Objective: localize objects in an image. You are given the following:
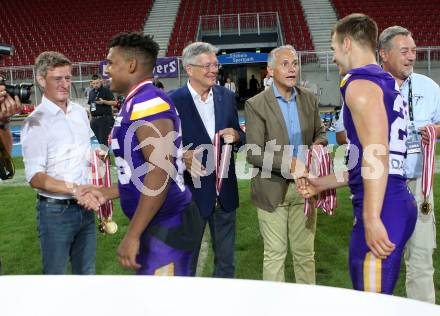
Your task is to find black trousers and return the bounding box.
[91,116,114,146]
[190,202,236,278]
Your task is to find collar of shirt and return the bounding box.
[271,83,303,158]
[187,81,213,103]
[126,79,153,103]
[187,81,216,141]
[40,95,75,116]
[272,83,296,102]
[399,73,412,94]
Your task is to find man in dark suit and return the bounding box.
[169,42,245,278]
[245,45,327,283]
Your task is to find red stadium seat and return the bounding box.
[0,0,154,66]
[165,0,315,56]
[330,0,440,48]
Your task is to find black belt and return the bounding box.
[92,115,112,118]
[37,194,77,205]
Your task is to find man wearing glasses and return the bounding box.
[21,51,99,274]
[245,45,326,283]
[169,42,244,278]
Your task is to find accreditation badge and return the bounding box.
[406,121,422,154]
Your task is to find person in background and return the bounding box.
[249,74,260,96]
[153,75,164,90]
[169,42,245,278]
[88,74,116,146]
[379,25,440,304]
[245,44,326,283]
[263,73,273,90]
[224,77,236,93]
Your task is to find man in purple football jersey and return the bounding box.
[297,14,417,294]
[83,32,201,275]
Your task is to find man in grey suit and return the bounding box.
[245,45,327,283]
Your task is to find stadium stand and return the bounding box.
[331,0,440,47]
[0,0,153,66]
[166,0,314,56]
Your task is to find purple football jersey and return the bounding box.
[341,64,408,199]
[340,64,417,294]
[111,81,191,226]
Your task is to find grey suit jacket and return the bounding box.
[245,85,327,211]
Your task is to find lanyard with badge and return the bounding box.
[406,78,422,154]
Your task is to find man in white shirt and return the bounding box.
[263,73,273,90]
[21,51,100,274]
[379,26,440,304]
[335,106,347,145]
[224,77,236,93]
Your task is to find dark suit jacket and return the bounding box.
[245,85,327,211]
[169,84,245,218]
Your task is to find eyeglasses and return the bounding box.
[189,63,222,71]
[280,61,298,71]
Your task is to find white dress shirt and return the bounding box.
[187,81,216,142]
[401,73,440,178]
[264,77,273,90]
[21,96,94,199]
[335,106,345,133]
[225,81,236,93]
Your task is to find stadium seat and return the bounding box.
[0,0,154,66]
[166,0,315,56]
[330,0,440,48]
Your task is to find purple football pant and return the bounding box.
[349,193,416,294]
[136,233,192,276]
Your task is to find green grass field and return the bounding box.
[1,157,439,303]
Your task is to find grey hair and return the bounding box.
[35,51,71,78]
[378,26,412,51]
[182,42,218,67]
[267,45,297,67]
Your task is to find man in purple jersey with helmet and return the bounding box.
[297,14,417,294]
[83,32,201,275]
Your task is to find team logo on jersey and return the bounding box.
[130,97,170,120]
[340,74,351,88]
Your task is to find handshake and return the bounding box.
[291,157,322,199]
[73,185,108,211]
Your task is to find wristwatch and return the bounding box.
[0,119,10,130]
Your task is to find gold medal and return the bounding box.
[421,201,431,215]
[104,220,118,235]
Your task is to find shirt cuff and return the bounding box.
[24,160,46,183]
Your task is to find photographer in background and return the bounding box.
[88,74,116,146]
[0,85,21,155]
[0,85,21,274]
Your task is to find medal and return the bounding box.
[91,150,117,235]
[420,125,436,216]
[421,201,432,215]
[214,132,232,196]
[304,146,337,216]
[104,220,118,235]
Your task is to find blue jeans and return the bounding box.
[190,202,236,278]
[36,200,96,274]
